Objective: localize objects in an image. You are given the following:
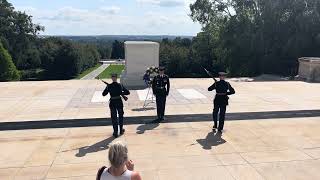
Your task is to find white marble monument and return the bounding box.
[120,41,159,89]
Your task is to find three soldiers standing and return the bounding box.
[102,68,235,137]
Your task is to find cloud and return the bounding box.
[16,6,37,14]
[40,6,121,22]
[43,7,89,22]
[146,13,171,26]
[144,11,192,27]
[137,0,185,7]
[21,5,201,35]
[159,0,185,7]
[58,7,88,21]
[99,6,121,14]
[136,0,158,5]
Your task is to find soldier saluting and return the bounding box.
[102,73,130,138]
[152,66,170,123]
[208,72,235,133]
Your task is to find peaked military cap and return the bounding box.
[218,72,228,76]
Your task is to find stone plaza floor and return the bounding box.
[0,79,320,179]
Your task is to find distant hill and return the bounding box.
[40,35,194,43]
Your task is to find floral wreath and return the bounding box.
[146,66,159,77]
[144,66,159,85]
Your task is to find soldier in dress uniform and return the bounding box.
[152,67,170,123]
[208,72,235,133]
[102,73,130,138]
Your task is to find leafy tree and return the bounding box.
[0,0,44,70]
[190,0,320,76]
[39,38,101,80]
[38,37,60,71]
[160,38,200,77]
[0,42,20,81]
[0,1,106,81]
[111,40,125,59]
[97,44,112,59]
[44,40,79,79]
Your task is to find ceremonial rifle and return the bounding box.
[202,66,218,83]
[98,77,128,101]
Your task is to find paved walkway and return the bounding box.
[1,79,320,122]
[1,79,320,179]
[1,118,320,179]
[81,64,109,80]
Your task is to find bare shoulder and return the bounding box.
[131,171,142,180]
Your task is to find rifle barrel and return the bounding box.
[203,67,217,82]
[100,80,128,101]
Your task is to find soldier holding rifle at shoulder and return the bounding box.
[207,71,235,133]
[101,73,130,138]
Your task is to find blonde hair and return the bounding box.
[108,141,128,168]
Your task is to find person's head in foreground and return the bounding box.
[219,72,227,81]
[159,66,165,76]
[98,141,141,180]
[111,73,118,82]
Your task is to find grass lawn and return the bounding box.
[76,64,102,79]
[97,64,125,79]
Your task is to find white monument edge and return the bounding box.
[120,41,160,89]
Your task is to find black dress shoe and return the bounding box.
[213,125,217,129]
[113,133,118,138]
[120,129,125,135]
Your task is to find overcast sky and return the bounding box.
[10,0,202,36]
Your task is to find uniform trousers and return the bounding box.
[109,100,124,134]
[156,95,167,120]
[213,103,227,130]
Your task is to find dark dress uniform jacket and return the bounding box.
[102,82,130,107]
[152,75,170,96]
[208,80,235,106]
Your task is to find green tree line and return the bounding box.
[2,0,320,80]
[0,0,106,81]
[39,38,101,80]
[189,0,320,77]
[161,0,320,78]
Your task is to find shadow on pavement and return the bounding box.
[2,109,320,131]
[136,123,160,134]
[75,136,115,157]
[195,131,226,150]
